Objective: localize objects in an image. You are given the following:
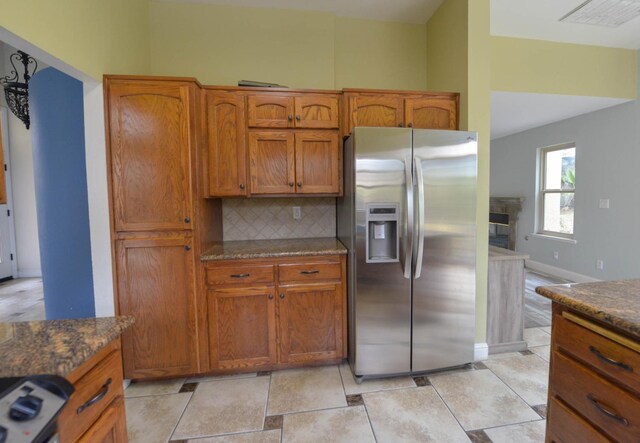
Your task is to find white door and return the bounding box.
[0,109,17,279]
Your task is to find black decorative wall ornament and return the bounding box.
[0,50,38,129]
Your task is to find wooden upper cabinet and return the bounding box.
[247,94,294,128]
[295,131,340,194]
[294,95,340,129]
[107,80,194,232]
[405,97,458,130]
[249,131,295,195]
[205,91,247,197]
[278,283,344,364]
[347,95,404,133]
[207,287,277,370]
[116,234,198,379]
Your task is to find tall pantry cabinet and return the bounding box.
[104,77,219,379]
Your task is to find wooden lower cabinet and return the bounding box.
[204,255,346,372]
[546,303,640,442]
[116,234,199,379]
[58,340,127,443]
[207,287,277,370]
[278,283,343,364]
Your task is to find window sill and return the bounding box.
[527,233,577,244]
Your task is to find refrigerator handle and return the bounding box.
[414,157,425,279]
[403,156,414,279]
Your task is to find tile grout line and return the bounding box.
[428,373,475,437]
[165,385,195,443]
[337,362,378,443]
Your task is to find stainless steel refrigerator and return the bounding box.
[337,127,477,379]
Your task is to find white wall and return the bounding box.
[491,77,640,280]
[0,42,41,277]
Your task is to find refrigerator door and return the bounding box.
[351,127,413,377]
[411,130,477,372]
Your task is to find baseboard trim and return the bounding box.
[17,269,42,278]
[525,260,599,283]
[488,341,528,355]
[474,342,489,361]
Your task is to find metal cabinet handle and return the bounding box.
[279,293,285,299]
[398,123,403,127]
[408,122,413,128]
[289,182,294,187]
[184,217,191,223]
[268,294,274,299]
[300,270,319,275]
[231,273,250,278]
[77,378,112,415]
[239,183,245,190]
[297,182,303,187]
[296,115,301,121]
[184,245,191,251]
[589,346,633,372]
[587,394,629,426]
[288,115,293,121]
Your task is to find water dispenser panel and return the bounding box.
[366,203,399,263]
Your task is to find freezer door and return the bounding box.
[412,130,477,372]
[352,127,413,377]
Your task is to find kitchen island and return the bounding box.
[536,280,640,442]
[0,316,133,442]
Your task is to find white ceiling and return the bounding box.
[491,0,640,49]
[155,0,444,24]
[490,92,631,140]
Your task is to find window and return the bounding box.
[537,143,575,238]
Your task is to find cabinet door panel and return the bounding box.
[278,284,343,364]
[348,95,403,134]
[294,131,340,194]
[405,97,457,130]
[294,95,339,129]
[206,91,247,196]
[116,235,198,378]
[108,82,193,231]
[247,95,294,128]
[208,287,277,369]
[248,131,295,195]
[77,397,127,443]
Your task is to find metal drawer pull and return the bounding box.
[300,270,319,275]
[231,273,250,278]
[77,378,112,415]
[589,346,633,372]
[587,394,629,426]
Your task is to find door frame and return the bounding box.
[0,108,18,278]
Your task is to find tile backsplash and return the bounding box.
[222,198,336,241]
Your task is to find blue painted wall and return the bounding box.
[30,67,95,319]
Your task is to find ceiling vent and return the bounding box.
[560,0,640,27]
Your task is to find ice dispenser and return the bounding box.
[365,203,399,263]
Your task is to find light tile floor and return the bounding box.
[125,349,550,442]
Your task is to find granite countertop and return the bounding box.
[0,316,134,378]
[489,246,530,261]
[201,237,347,260]
[536,279,640,337]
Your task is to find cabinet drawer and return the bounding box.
[77,397,127,443]
[58,351,123,443]
[556,311,640,394]
[278,261,341,284]
[552,351,640,441]
[206,265,275,286]
[547,397,611,443]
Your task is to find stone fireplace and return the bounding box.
[489,197,524,250]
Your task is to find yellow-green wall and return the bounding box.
[492,36,637,98]
[0,0,150,80]
[149,2,428,90]
[334,17,426,90]
[427,0,491,344]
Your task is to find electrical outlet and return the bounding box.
[292,206,301,220]
[599,199,610,209]
[553,251,559,260]
[596,259,604,270]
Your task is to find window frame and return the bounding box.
[537,142,576,239]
